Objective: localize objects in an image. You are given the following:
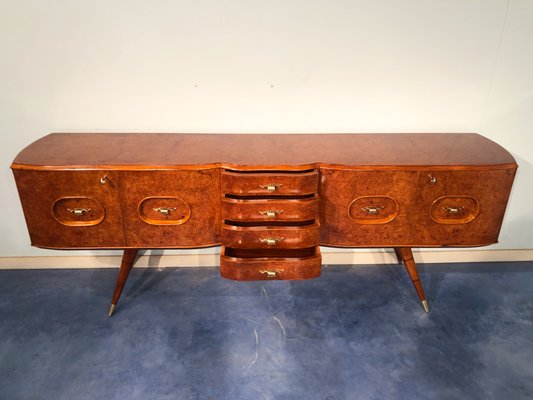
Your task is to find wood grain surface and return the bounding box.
[12,133,517,171]
[11,133,517,312]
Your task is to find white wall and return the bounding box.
[1,0,532,258]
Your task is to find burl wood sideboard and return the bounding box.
[11,133,517,316]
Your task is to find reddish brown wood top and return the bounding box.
[11,133,517,171]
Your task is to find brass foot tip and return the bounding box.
[421,300,430,313]
[108,304,116,317]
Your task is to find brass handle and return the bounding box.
[100,175,108,185]
[259,237,285,246]
[260,270,277,278]
[153,207,176,215]
[443,206,464,215]
[361,206,384,215]
[67,208,91,216]
[428,175,437,185]
[259,183,283,192]
[259,210,284,218]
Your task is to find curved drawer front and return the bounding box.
[430,196,480,224]
[138,197,191,225]
[222,222,320,249]
[52,197,106,226]
[220,247,321,280]
[348,196,398,224]
[221,170,318,196]
[222,197,319,222]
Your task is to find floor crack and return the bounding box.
[247,327,259,369]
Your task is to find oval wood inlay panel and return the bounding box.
[430,196,480,224]
[138,197,191,225]
[52,197,105,226]
[348,196,398,224]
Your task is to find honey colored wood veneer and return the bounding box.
[11,133,517,315]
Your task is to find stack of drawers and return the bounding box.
[220,170,322,280]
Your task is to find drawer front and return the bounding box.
[222,197,319,222]
[221,169,321,281]
[120,169,220,247]
[412,169,516,245]
[221,222,320,249]
[220,247,321,280]
[13,170,125,248]
[221,170,318,196]
[319,169,418,246]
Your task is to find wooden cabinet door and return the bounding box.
[119,169,220,248]
[412,169,516,246]
[319,167,516,247]
[13,170,125,248]
[319,168,419,246]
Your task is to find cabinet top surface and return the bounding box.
[12,133,516,170]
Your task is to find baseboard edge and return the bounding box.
[0,248,531,270]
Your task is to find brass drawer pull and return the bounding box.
[259,183,283,192]
[361,206,384,215]
[259,209,284,218]
[259,237,285,246]
[260,270,278,278]
[428,174,437,185]
[99,175,108,185]
[153,207,177,216]
[67,208,91,216]
[443,206,464,215]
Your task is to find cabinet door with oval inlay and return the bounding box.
[413,169,516,245]
[12,170,125,248]
[120,169,220,247]
[319,169,419,246]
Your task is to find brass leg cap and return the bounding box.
[421,299,430,313]
[108,304,116,317]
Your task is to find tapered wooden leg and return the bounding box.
[108,249,139,317]
[395,248,430,313]
[393,247,403,264]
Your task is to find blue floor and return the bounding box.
[1,262,532,400]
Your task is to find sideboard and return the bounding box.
[11,133,517,316]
